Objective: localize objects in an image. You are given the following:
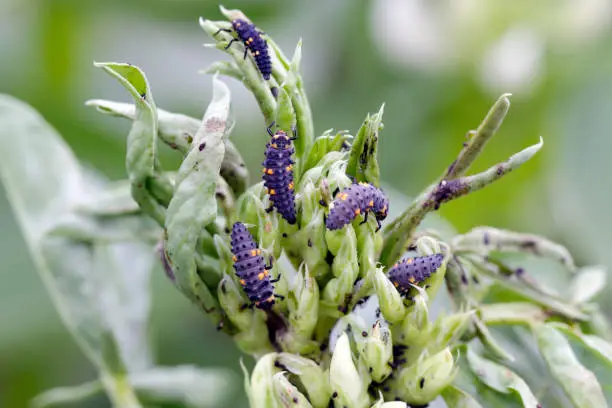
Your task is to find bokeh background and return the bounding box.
[2,0,612,406]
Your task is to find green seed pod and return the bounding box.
[272,373,312,408]
[244,354,281,408]
[275,353,332,408]
[355,320,393,383]
[373,267,406,324]
[393,347,457,405]
[330,333,370,408]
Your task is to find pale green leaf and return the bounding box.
[466,347,540,407]
[534,324,607,408]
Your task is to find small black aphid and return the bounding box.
[387,254,444,296]
[325,181,389,232]
[230,222,282,310]
[215,19,272,80]
[262,123,297,224]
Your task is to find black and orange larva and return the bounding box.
[324,181,389,231]
[262,123,297,224]
[230,222,282,310]
[387,254,444,295]
[215,19,272,80]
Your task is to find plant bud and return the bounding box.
[244,354,280,408]
[427,311,474,354]
[275,353,332,408]
[272,372,312,408]
[355,320,393,383]
[281,264,319,354]
[373,267,406,324]
[394,347,457,405]
[330,333,370,408]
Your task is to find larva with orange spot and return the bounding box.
[230,222,282,310]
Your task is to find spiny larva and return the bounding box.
[325,181,389,231]
[262,124,297,224]
[230,222,282,310]
[215,18,272,80]
[387,254,444,296]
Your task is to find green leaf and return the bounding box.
[534,323,607,408]
[441,386,484,408]
[550,323,612,368]
[347,104,384,186]
[32,366,235,408]
[569,266,607,304]
[0,95,149,405]
[164,75,230,322]
[31,380,103,408]
[466,347,540,407]
[86,100,249,195]
[95,62,166,225]
[129,365,235,408]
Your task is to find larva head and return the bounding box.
[270,130,293,150]
[373,188,390,223]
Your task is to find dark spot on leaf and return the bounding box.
[361,331,367,337]
[332,392,338,398]
[483,232,490,245]
[282,233,288,238]
[199,142,206,151]
[419,377,425,389]
[308,239,313,247]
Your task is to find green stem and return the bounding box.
[101,373,142,408]
[443,93,511,180]
[381,137,543,267]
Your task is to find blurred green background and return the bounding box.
[2,0,612,406]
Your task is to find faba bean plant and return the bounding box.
[2,5,611,408]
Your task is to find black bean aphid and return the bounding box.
[215,19,272,80]
[324,181,389,231]
[388,254,444,295]
[262,123,297,224]
[230,222,282,310]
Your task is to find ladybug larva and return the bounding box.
[262,124,297,224]
[215,19,272,80]
[325,181,389,231]
[230,222,282,310]
[387,254,444,296]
